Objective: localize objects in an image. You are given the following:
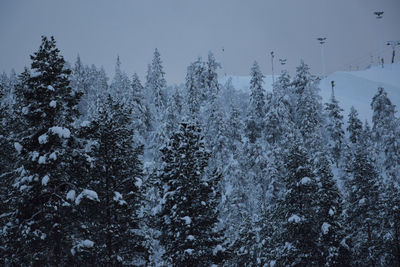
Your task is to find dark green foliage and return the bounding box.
[270,141,321,266]
[347,106,363,144]
[246,61,265,143]
[159,122,225,266]
[325,89,345,166]
[313,153,349,266]
[344,127,384,266]
[5,36,81,266]
[75,94,148,266]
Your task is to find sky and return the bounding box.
[0,0,399,84]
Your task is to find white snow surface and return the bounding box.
[320,63,400,122]
[41,175,50,186]
[47,85,55,91]
[49,152,57,160]
[49,126,71,139]
[181,216,192,225]
[71,239,95,255]
[184,249,194,255]
[288,214,302,223]
[66,190,76,201]
[329,208,335,216]
[300,177,312,185]
[113,191,127,205]
[321,222,331,235]
[38,156,46,164]
[49,100,57,108]
[21,107,29,115]
[134,177,143,188]
[38,133,48,144]
[75,189,100,205]
[79,239,94,248]
[14,142,22,153]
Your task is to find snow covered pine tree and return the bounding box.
[158,122,225,266]
[6,36,81,265]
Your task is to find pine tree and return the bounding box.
[147,48,167,115]
[346,106,363,144]
[0,81,16,249]
[70,55,91,119]
[313,152,350,266]
[371,87,396,142]
[159,122,225,266]
[185,58,204,117]
[246,61,265,143]
[110,56,132,105]
[131,72,152,137]
[74,94,148,265]
[270,139,320,266]
[226,102,244,153]
[371,87,400,266]
[292,61,323,150]
[265,70,295,145]
[203,52,221,102]
[343,122,384,266]
[6,36,81,265]
[325,87,345,166]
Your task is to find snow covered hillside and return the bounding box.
[221,63,400,122]
[319,63,400,122]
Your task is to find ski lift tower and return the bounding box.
[387,41,400,64]
[317,37,327,78]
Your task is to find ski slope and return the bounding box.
[221,63,400,122]
[319,63,400,122]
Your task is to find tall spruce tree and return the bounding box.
[270,139,320,266]
[371,87,400,266]
[131,72,152,136]
[147,48,167,116]
[292,61,323,151]
[313,152,350,266]
[74,94,148,266]
[371,87,396,143]
[6,36,81,265]
[158,122,225,266]
[347,106,363,144]
[185,58,205,117]
[246,61,265,143]
[343,121,384,266]
[265,70,294,145]
[325,87,345,166]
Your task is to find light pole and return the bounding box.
[387,41,400,64]
[317,37,327,78]
[374,11,384,65]
[222,46,226,76]
[331,80,335,96]
[270,51,275,84]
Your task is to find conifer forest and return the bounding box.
[0,34,399,266]
[1,2,400,262]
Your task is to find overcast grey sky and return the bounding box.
[0,0,399,83]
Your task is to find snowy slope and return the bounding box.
[221,63,400,122]
[320,64,400,122]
